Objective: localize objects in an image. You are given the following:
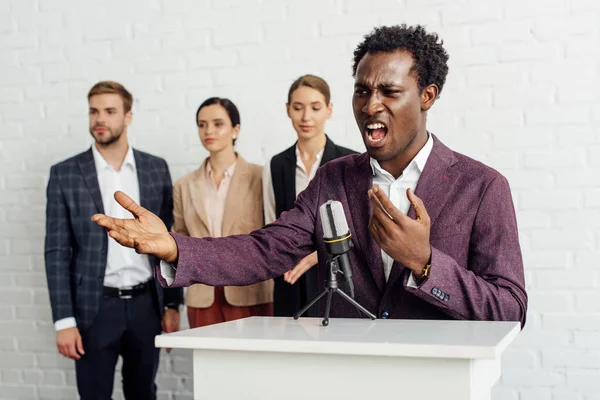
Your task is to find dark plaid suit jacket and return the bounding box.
[45,147,183,330]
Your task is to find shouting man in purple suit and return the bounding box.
[93,25,527,326]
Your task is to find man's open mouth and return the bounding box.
[364,121,388,148]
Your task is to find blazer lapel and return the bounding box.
[221,155,251,236]
[282,145,296,211]
[188,160,211,233]
[385,135,458,288]
[133,149,153,210]
[319,135,337,166]
[77,148,104,214]
[345,153,385,293]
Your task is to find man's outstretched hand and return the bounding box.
[92,191,179,263]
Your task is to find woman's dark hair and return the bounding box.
[196,97,241,145]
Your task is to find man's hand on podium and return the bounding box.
[92,191,179,263]
[368,186,432,275]
[284,251,318,285]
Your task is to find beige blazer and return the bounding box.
[172,155,274,308]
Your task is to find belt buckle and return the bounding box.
[118,289,133,299]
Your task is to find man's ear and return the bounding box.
[124,110,133,126]
[421,84,439,111]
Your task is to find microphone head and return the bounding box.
[319,200,350,239]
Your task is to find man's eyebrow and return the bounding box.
[378,82,402,89]
[354,81,401,88]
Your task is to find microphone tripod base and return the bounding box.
[293,286,376,326]
[293,258,377,325]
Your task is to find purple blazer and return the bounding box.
[159,136,527,326]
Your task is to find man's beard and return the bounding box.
[90,124,124,147]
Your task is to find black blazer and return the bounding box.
[44,148,183,330]
[269,135,358,316]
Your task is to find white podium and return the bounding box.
[155,317,520,400]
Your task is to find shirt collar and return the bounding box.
[295,144,325,161]
[370,132,434,177]
[206,158,237,180]
[92,143,136,172]
[295,144,325,172]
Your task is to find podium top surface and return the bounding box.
[156,317,520,359]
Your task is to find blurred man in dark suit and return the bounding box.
[44,81,183,400]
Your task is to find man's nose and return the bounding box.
[362,92,384,116]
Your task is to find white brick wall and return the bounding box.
[0,0,598,398]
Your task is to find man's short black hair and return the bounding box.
[352,24,450,95]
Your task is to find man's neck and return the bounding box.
[95,134,129,171]
[379,130,428,179]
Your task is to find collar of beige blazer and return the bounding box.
[188,153,253,237]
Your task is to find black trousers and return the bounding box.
[273,267,320,317]
[75,290,161,400]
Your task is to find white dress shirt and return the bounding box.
[263,145,324,224]
[370,133,433,285]
[55,144,152,331]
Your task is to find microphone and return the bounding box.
[319,200,355,298]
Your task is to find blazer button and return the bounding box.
[381,311,390,319]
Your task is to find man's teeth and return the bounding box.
[366,122,386,142]
[367,123,385,130]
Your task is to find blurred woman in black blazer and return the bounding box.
[262,74,357,317]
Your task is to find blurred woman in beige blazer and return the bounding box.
[172,97,273,328]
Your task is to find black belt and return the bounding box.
[103,280,153,299]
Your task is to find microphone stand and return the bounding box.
[293,255,377,326]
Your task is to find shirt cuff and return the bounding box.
[407,272,419,288]
[160,260,176,286]
[54,317,77,331]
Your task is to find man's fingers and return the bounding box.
[114,191,148,218]
[133,239,156,255]
[371,186,404,221]
[368,190,395,233]
[108,230,136,249]
[67,341,80,360]
[76,334,85,356]
[57,343,66,358]
[369,218,383,244]
[407,188,430,225]
[92,215,134,239]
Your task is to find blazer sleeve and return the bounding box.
[156,164,321,289]
[158,160,183,307]
[406,174,528,326]
[44,165,75,323]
